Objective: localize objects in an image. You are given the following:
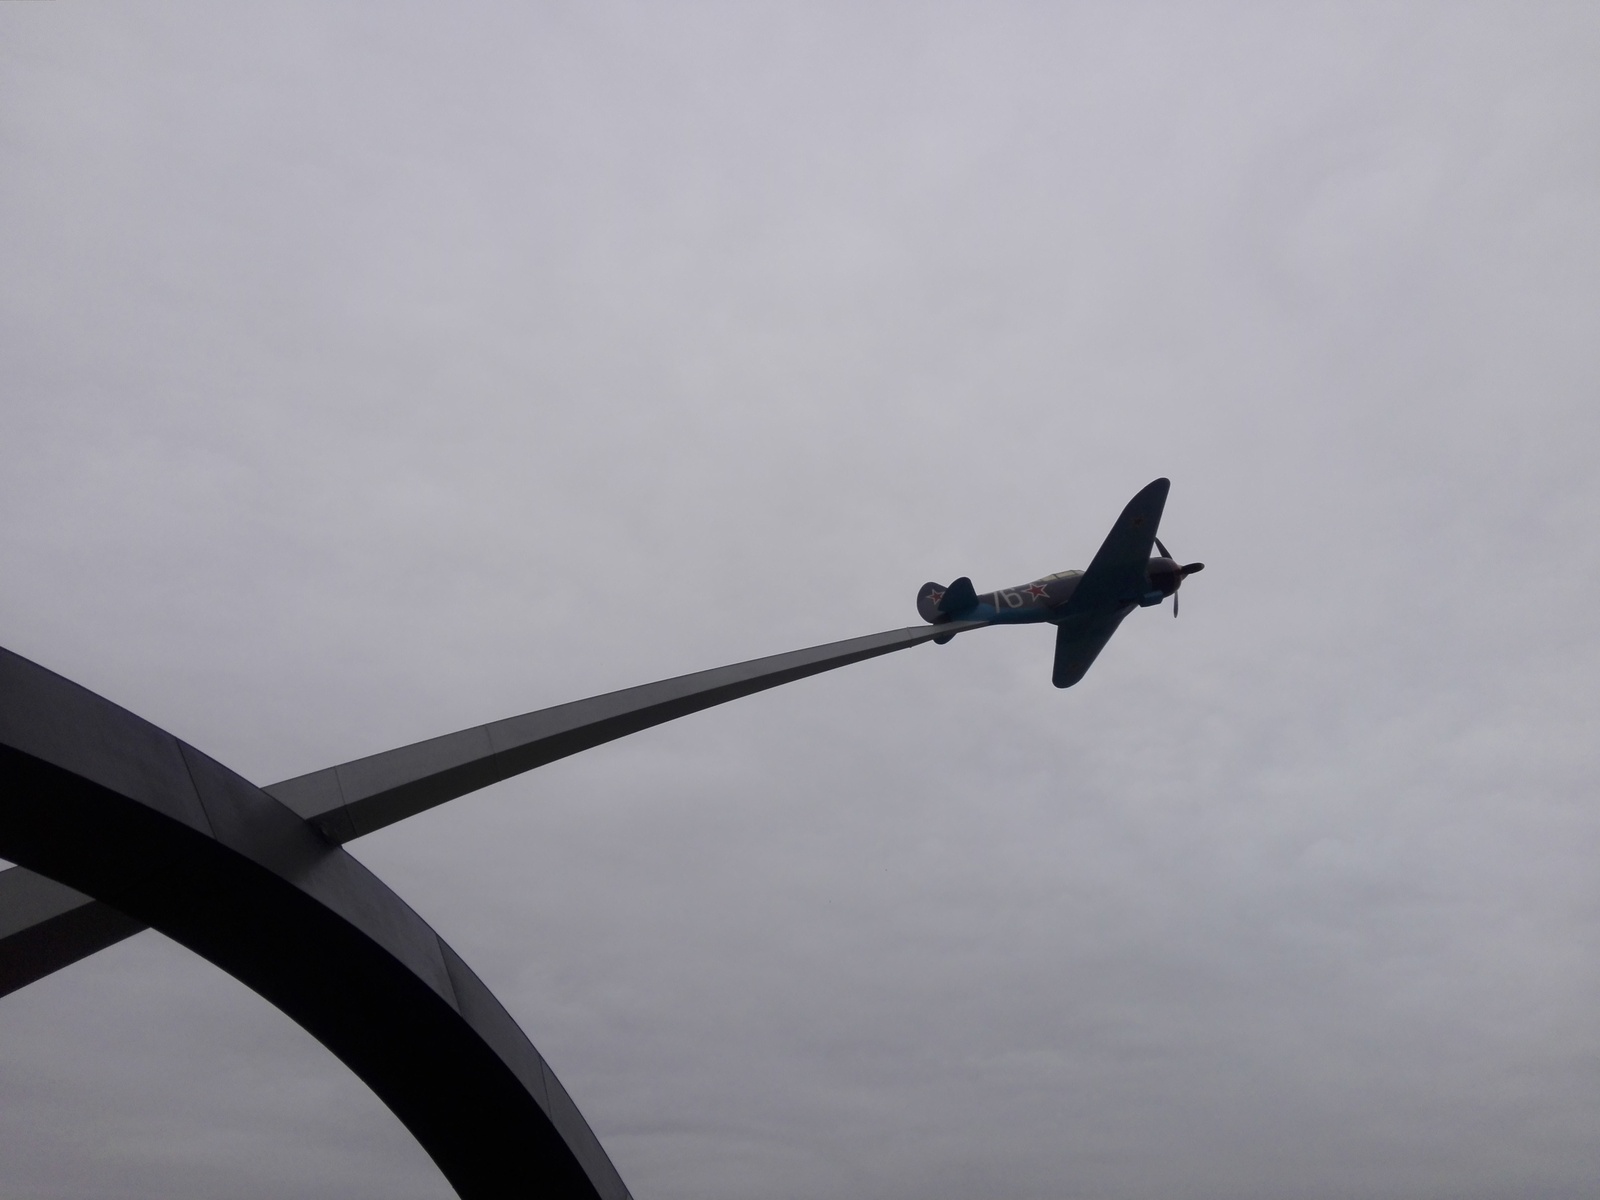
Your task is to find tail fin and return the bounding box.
[916,576,979,623]
[937,576,979,619]
[916,582,948,624]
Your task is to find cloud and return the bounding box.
[2,3,1598,1197]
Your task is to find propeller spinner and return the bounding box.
[1153,536,1205,617]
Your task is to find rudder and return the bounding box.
[937,576,979,619]
[916,582,948,624]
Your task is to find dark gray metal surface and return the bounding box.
[0,645,629,1200]
[0,621,982,998]
[0,866,141,998]
[0,618,983,1195]
[268,621,984,842]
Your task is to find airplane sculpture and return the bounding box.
[917,477,1204,688]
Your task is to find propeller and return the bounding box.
[1153,537,1205,618]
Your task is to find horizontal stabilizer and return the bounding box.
[936,576,979,619]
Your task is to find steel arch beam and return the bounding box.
[0,646,628,1200]
[270,621,986,842]
[0,622,983,1000]
[0,620,984,1193]
[0,867,141,997]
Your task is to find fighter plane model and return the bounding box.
[917,477,1204,688]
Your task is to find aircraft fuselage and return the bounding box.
[918,557,1189,626]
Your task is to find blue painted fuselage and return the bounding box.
[960,570,1084,624]
[917,558,1187,628]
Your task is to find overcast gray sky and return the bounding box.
[3,3,1599,1198]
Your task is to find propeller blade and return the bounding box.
[1173,590,1178,618]
[1154,536,1171,560]
[1181,562,1205,576]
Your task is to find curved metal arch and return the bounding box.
[0,622,983,999]
[0,867,141,996]
[0,620,983,1194]
[0,645,627,1198]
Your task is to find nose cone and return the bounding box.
[1150,560,1202,598]
[1148,559,1181,596]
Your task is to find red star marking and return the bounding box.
[1025,583,1049,601]
[927,588,945,605]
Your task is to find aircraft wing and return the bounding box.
[1051,609,1131,688]
[1057,477,1170,618]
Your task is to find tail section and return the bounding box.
[916,576,980,624]
[938,576,979,618]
